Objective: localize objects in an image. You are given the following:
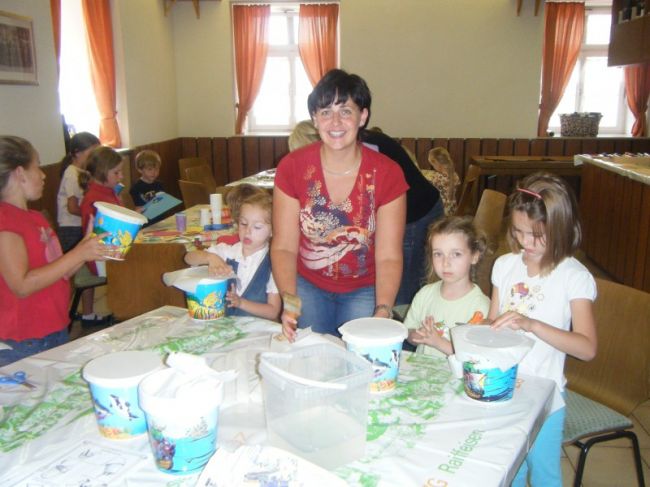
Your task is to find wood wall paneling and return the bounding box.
[624,183,643,286]
[633,185,650,288]
[213,138,228,186]
[227,137,245,182]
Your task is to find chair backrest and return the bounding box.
[179,157,208,178]
[472,189,507,296]
[178,179,210,208]
[106,242,187,321]
[565,277,650,416]
[455,164,481,216]
[185,164,217,194]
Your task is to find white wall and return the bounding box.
[113,0,178,147]
[340,0,544,138]
[169,0,544,138]
[0,0,64,164]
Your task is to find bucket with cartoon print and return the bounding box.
[450,325,534,402]
[339,318,408,394]
[82,350,163,439]
[162,266,229,320]
[138,353,232,475]
[93,202,148,260]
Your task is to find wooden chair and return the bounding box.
[179,179,210,208]
[185,164,218,194]
[455,164,481,216]
[472,189,507,296]
[106,242,187,321]
[179,157,208,179]
[563,278,649,487]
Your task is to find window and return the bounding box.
[246,7,312,133]
[58,0,100,136]
[549,5,632,135]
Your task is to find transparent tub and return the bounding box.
[259,344,372,470]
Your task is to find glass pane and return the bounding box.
[550,65,579,128]
[294,58,312,122]
[585,13,611,45]
[582,57,622,128]
[58,0,100,135]
[251,57,290,125]
[268,14,288,46]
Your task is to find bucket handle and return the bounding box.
[261,360,347,390]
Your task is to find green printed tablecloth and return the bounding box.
[0,307,554,486]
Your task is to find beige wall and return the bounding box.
[0,0,64,164]
[2,0,546,164]
[169,0,543,138]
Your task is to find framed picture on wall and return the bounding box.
[0,11,37,85]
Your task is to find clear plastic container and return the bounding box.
[259,344,372,470]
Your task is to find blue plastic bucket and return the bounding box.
[462,360,518,402]
[93,202,147,260]
[339,318,408,394]
[82,351,163,439]
[185,278,229,320]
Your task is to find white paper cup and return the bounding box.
[210,194,222,224]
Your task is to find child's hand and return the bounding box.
[410,316,446,347]
[206,254,233,277]
[226,283,241,308]
[74,232,111,262]
[491,311,534,333]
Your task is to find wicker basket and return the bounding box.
[560,112,602,137]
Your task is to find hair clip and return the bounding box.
[517,188,542,199]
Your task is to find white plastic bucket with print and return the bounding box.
[163,266,229,320]
[82,350,163,439]
[138,367,225,475]
[451,325,534,403]
[93,202,147,260]
[339,317,408,394]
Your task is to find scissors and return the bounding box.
[0,371,36,389]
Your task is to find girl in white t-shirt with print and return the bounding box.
[405,216,490,357]
[489,172,597,487]
[185,190,281,321]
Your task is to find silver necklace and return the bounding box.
[321,153,361,176]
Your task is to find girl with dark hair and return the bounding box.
[0,136,107,365]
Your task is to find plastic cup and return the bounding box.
[339,318,408,394]
[82,351,163,439]
[139,368,225,475]
[175,213,187,232]
[199,208,211,228]
[210,194,222,225]
[93,202,148,260]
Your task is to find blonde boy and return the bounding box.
[130,150,164,214]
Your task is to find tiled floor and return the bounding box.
[68,236,650,486]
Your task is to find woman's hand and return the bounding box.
[280,311,298,342]
[490,311,535,333]
[226,283,241,308]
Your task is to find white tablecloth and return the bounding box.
[0,307,554,486]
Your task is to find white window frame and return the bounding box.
[246,6,306,134]
[548,4,631,136]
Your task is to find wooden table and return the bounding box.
[470,155,582,202]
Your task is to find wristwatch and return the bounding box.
[373,304,393,319]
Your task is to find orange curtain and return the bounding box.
[232,5,270,134]
[81,0,121,147]
[624,63,650,137]
[50,0,61,76]
[537,2,585,137]
[298,4,339,87]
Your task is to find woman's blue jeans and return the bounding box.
[396,198,444,305]
[296,275,375,337]
[0,329,69,367]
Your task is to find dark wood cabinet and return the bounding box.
[609,0,650,66]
